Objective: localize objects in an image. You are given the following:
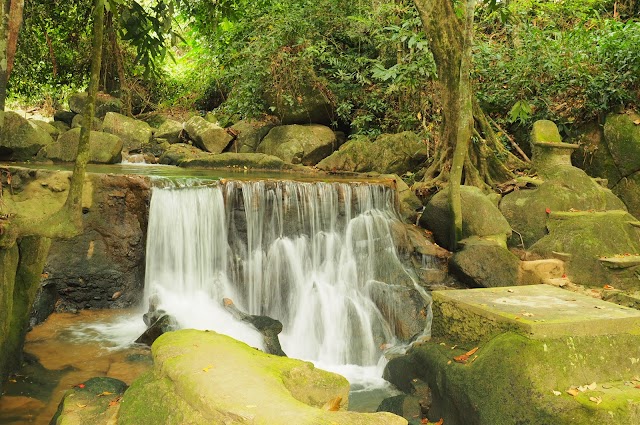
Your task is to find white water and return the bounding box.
[142,180,424,386]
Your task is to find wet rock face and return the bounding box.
[40,174,151,312]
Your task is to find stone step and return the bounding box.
[432,284,640,345]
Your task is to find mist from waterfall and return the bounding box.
[144,180,420,380]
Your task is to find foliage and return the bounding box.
[475,9,640,130]
[178,0,438,137]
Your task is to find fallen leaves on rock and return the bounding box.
[567,382,598,396]
[454,347,479,364]
[97,391,114,397]
[108,396,122,407]
[202,365,214,372]
[552,390,562,396]
[589,396,602,405]
[322,396,342,411]
[421,418,443,424]
[603,284,615,290]
[76,403,87,408]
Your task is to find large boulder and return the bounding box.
[381,174,423,223]
[500,166,626,247]
[450,238,520,288]
[530,210,640,289]
[257,124,337,165]
[420,186,512,251]
[102,112,152,153]
[30,119,61,140]
[68,92,123,118]
[227,118,277,153]
[264,78,334,125]
[71,113,103,131]
[153,118,183,144]
[0,112,54,161]
[184,116,234,153]
[180,152,285,171]
[118,330,406,425]
[317,132,427,175]
[158,143,202,165]
[43,128,123,164]
[50,377,128,425]
[603,111,640,177]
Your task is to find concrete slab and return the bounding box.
[431,284,640,344]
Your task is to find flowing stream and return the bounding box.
[143,179,425,392]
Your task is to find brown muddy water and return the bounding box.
[0,310,150,425]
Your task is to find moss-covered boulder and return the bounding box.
[264,79,334,125]
[420,186,512,251]
[184,116,234,154]
[69,92,123,118]
[50,377,128,425]
[317,132,427,176]
[180,152,285,171]
[153,118,183,144]
[118,330,406,425]
[571,122,622,186]
[30,119,61,140]
[604,111,640,177]
[43,128,123,164]
[257,124,337,166]
[158,143,201,165]
[386,332,640,425]
[0,112,54,161]
[102,112,152,153]
[227,118,277,153]
[530,210,640,289]
[614,172,640,220]
[499,166,626,247]
[450,238,520,288]
[71,113,103,131]
[385,285,640,424]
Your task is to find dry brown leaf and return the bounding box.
[589,396,602,405]
[322,396,342,411]
[633,119,640,125]
[202,365,214,372]
[587,382,597,391]
[567,388,580,396]
[552,390,561,396]
[98,391,114,397]
[76,403,87,408]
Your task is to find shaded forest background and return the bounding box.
[9,0,640,145]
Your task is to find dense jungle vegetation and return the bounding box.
[8,0,640,139]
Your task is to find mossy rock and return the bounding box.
[179,152,285,171]
[385,332,640,425]
[531,119,563,144]
[154,119,183,144]
[613,171,640,219]
[571,121,622,186]
[68,92,123,118]
[43,128,123,164]
[184,116,234,154]
[604,112,640,177]
[0,111,54,161]
[102,112,152,153]
[530,210,640,289]
[71,113,103,131]
[500,165,626,247]
[118,330,406,425]
[30,119,61,140]
[158,143,202,165]
[227,119,277,153]
[50,377,128,425]
[257,124,337,166]
[420,186,511,251]
[450,239,520,288]
[317,132,427,176]
[263,78,334,125]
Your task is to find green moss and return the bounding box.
[406,332,640,425]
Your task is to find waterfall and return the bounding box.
[144,179,421,370]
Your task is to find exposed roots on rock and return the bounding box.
[414,101,528,198]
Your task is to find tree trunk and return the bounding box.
[0,0,12,132]
[413,0,526,247]
[6,0,24,79]
[0,0,105,245]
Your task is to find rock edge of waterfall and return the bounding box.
[53,329,408,425]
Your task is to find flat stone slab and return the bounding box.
[432,284,640,344]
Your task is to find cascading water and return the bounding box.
[143,179,427,388]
